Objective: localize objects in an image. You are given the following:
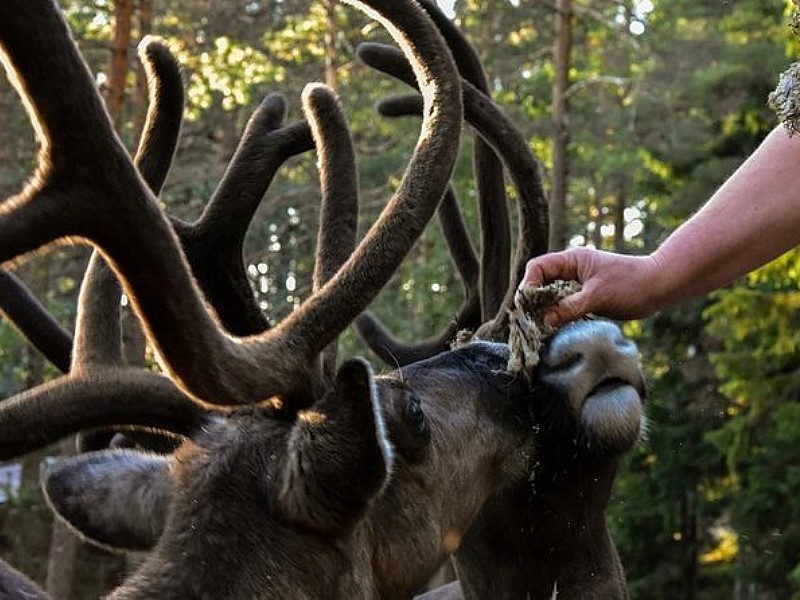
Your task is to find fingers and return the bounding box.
[519,249,660,324]
[519,249,589,326]
[520,249,582,288]
[545,290,588,328]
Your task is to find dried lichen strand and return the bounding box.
[768,62,800,136]
[769,8,800,135]
[506,280,581,373]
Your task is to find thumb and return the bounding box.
[521,250,583,289]
[546,291,589,327]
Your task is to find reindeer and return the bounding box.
[353,3,647,598]
[0,0,645,598]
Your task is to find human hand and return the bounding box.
[520,248,662,326]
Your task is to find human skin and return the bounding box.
[522,125,800,325]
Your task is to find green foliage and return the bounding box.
[701,248,800,596]
[611,304,733,598]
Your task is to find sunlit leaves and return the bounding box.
[168,36,284,118]
[62,0,112,40]
[264,2,328,64]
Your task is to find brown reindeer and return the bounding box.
[0,0,642,598]
[355,4,647,598]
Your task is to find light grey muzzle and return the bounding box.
[539,320,646,450]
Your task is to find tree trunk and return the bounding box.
[549,0,573,251]
[106,0,135,131]
[613,179,627,252]
[323,0,338,91]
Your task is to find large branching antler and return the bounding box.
[0,38,360,458]
[0,0,461,411]
[354,35,548,361]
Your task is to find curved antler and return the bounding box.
[305,84,360,382]
[0,369,206,459]
[357,93,480,364]
[0,32,362,458]
[0,0,461,410]
[0,269,73,373]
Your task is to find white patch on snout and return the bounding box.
[581,383,643,449]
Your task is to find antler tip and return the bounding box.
[138,35,169,58]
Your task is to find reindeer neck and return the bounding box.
[455,453,628,600]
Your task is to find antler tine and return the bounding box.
[177,94,314,337]
[0,269,73,373]
[304,84,359,382]
[0,0,461,408]
[134,37,184,195]
[356,94,480,364]
[72,252,123,368]
[69,251,133,452]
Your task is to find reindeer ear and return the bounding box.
[278,358,393,535]
[42,449,173,552]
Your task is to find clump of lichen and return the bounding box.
[506,280,581,374]
[768,62,800,136]
[768,7,800,135]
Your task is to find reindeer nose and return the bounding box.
[542,320,638,373]
[539,320,644,414]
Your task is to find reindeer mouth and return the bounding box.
[579,377,644,451]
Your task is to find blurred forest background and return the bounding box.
[0,0,799,598]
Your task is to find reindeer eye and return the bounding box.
[405,395,427,435]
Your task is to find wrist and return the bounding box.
[645,246,695,314]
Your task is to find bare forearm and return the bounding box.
[522,125,800,324]
[649,125,800,309]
